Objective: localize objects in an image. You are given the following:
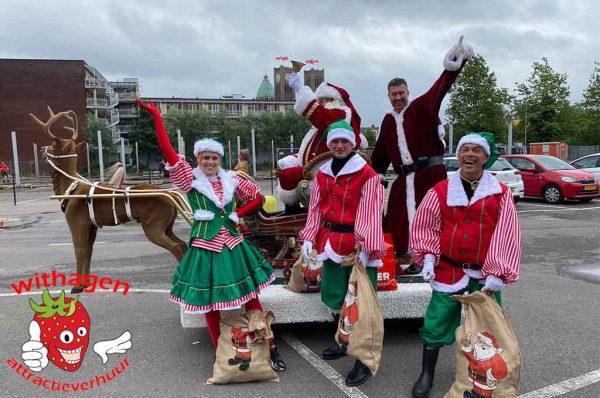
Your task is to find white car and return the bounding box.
[570,153,600,180]
[444,157,525,201]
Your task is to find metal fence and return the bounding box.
[568,146,600,161]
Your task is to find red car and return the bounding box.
[502,154,599,204]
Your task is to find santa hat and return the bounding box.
[456,132,500,169]
[278,166,305,191]
[478,332,503,354]
[326,120,356,147]
[193,138,224,156]
[315,82,362,145]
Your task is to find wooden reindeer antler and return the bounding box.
[29,106,78,140]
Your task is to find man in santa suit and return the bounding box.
[299,120,385,387]
[370,38,474,274]
[461,331,508,398]
[409,132,521,398]
[276,73,367,207]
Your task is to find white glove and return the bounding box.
[288,72,303,92]
[443,37,474,71]
[302,241,313,263]
[228,212,240,224]
[21,321,48,372]
[93,331,132,364]
[422,254,436,282]
[358,251,369,267]
[482,275,504,292]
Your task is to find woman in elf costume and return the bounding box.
[136,100,286,372]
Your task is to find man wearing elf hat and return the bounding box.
[275,73,367,209]
[408,132,521,398]
[371,37,474,275]
[298,120,385,387]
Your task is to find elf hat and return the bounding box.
[326,120,356,147]
[193,138,224,156]
[456,132,500,169]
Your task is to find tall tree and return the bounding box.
[568,61,600,145]
[446,54,511,143]
[129,108,160,169]
[514,57,570,144]
[86,114,115,165]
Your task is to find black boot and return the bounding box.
[404,263,423,275]
[322,343,346,360]
[463,391,483,398]
[345,359,372,387]
[412,345,440,398]
[269,346,287,371]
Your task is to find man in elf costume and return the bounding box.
[276,74,366,208]
[409,132,521,398]
[299,120,385,387]
[371,37,474,274]
[461,331,508,398]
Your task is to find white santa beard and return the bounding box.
[474,344,495,360]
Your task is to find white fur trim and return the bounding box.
[456,134,490,157]
[326,127,356,147]
[164,155,186,171]
[228,212,239,224]
[276,184,300,206]
[430,273,471,293]
[293,86,316,115]
[446,170,502,207]
[437,124,447,148]
[190,168,238,208]
[277,155,300,170]
[193,209,215,221]
[320,153,366,178]
[315,83,343,102]
[359,133,368,149]
[297,126,318,166]
[391,106,418,227]
[193,139,224,156]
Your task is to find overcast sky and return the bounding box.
[1,0,598,126]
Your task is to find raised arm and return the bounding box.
[135,99,179,165]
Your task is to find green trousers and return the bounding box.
[420,278,502,347]
[320,259,378,311]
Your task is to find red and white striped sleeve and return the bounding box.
[298,177,322,244]
[482,189,522,284]
[234,175,259,202]
[355,174,386,259]
[410,189,442,266]
[166,156,193,192]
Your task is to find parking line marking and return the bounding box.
[15,197,50,205]
[518,206,600,213]
[519,368,600,397]
[281,333,368,398]
[519,203,567,209]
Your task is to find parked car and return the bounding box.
[443,157,525,201]
[502,154,599,204]
[570,153,600,180]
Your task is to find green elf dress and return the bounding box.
[167,159,274,313]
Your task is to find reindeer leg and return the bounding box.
[141,211,186,263]
[68,222,95,294]
[166,214,187,259]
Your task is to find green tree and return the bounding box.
[129,108,160,169]
[86,114,115,166]
[570,61,600,145]
[514,57,570,144]
[446,54,511,143]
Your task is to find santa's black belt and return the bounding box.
[440,254,482,270]
[324,222,355,233]
[469,368,487,382]
[394,156,444,176]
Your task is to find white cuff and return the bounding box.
[228,212,240,224]
[193,209,214,221]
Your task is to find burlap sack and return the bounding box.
[285,250,323,293]
[335,255,384,375]
[445,292,522,398]
[207,310,279,384]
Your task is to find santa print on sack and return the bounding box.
[301,260,322,292]
[461,331,508,398]
[228,326,256,371]
[338,281,359,351]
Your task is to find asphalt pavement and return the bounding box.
[1,184,599,397]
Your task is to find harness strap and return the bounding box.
[112,194,120,225]
[124,187,137,222]
[87,182,99,226]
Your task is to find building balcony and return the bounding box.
[118,109,136,118]
[87,98,108,108]
[117,92,138,102]
[85,78,107,90]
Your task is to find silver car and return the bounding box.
[570,153,600,180]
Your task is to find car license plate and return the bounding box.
[584,185,596,191]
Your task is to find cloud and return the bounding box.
[0,0,598,125]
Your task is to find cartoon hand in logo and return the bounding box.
[93,331,132,364]
[21,320,48,372]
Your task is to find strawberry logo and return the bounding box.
[29,289,90,372]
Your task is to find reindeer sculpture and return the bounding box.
[31,107,188,293]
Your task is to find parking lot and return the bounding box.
[1,185,599,397]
